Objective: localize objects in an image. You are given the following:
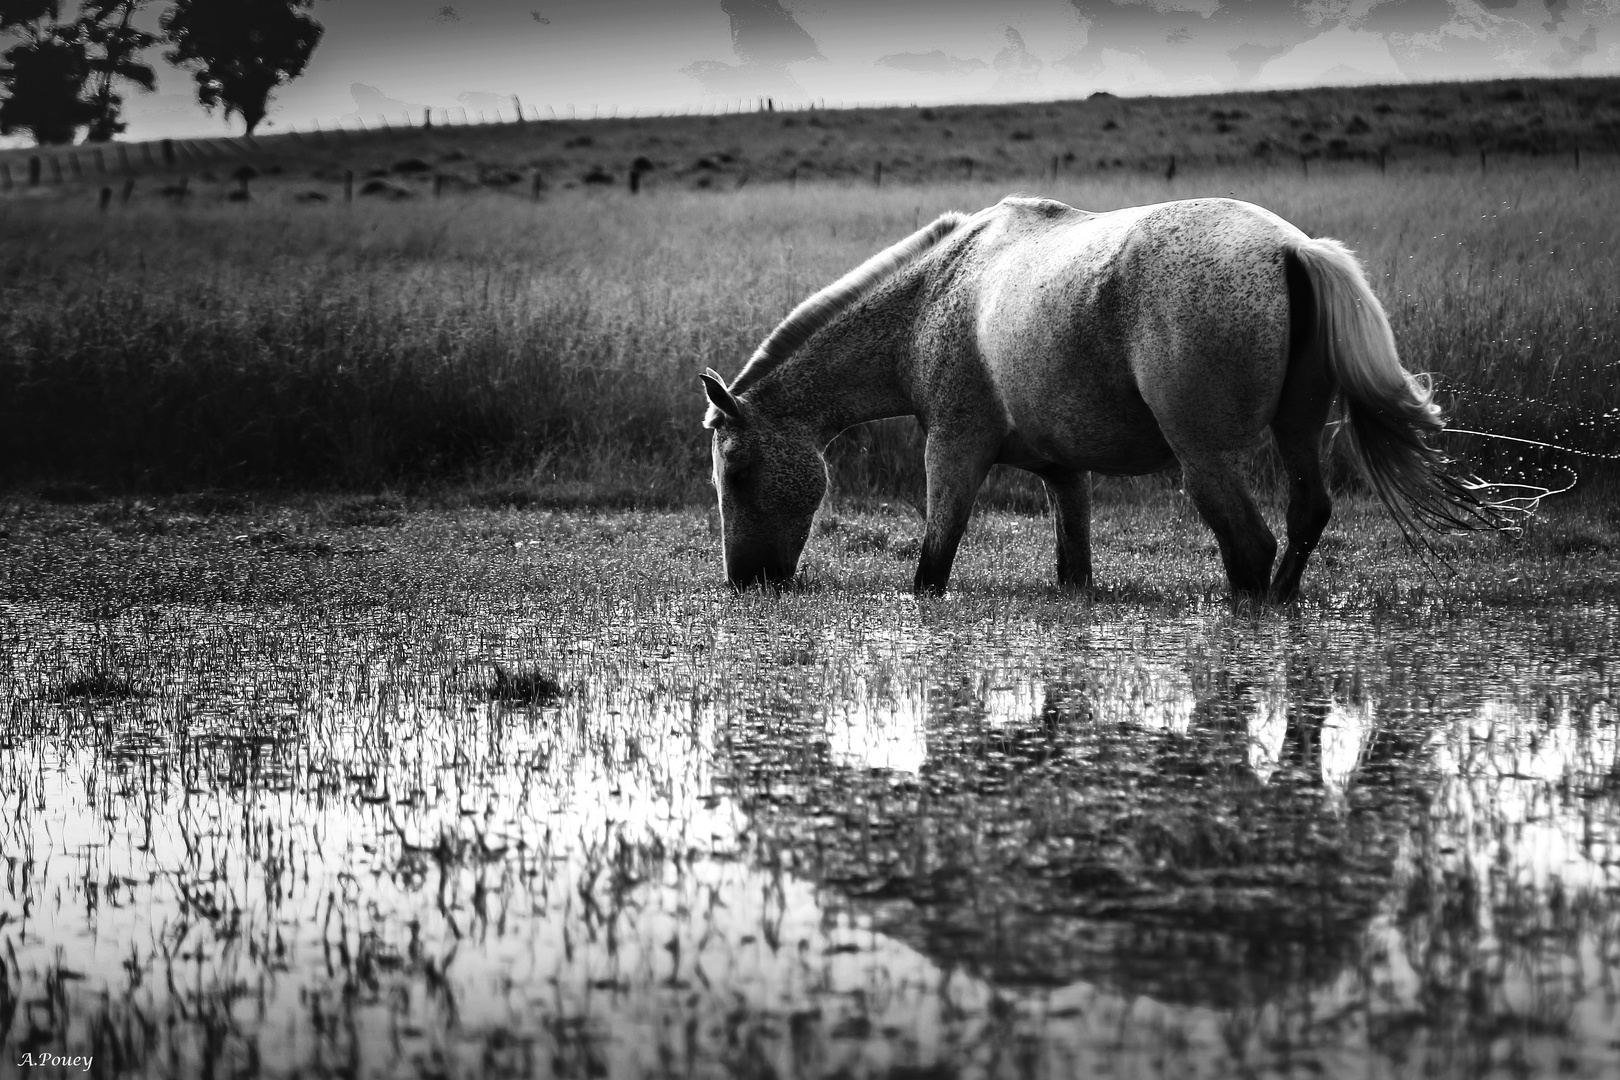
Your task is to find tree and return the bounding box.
[0,1,61,34]
[80,0,155,140]
[161,0,321,135]
[0,0,154,144]
[0,13,97,144]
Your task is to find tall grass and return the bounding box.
[1,158,1616,500]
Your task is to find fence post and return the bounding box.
[1,163,11,190]
[531,171,543,200]
[141,143,154,166]
[1479,148,1487,174]
[118,144,130,172]
[49,156,64,183]
[28,156,41,185]
[344,170,354,203]
[69,151,81,178]
[424,108,432,128]
[162,138,175,165]
[120,177,134,204]
[94,147,106,172]
[434,173,444,199]
[873,161,882,187]
[512,95,523,121]
[99,186,112,211]
[1164,155,1176,182]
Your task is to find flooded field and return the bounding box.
[3,495,1619,1079]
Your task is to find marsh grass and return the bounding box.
[483,663,564,704]
[2,498,1619,1076]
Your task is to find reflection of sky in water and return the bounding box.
[4,601,1620,1075]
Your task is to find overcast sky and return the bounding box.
[94,0,1620,139]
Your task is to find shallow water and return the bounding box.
[3,534,1619,1079]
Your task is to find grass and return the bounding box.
[1,78,1619,505]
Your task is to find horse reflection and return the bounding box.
[727,646,1397,1010]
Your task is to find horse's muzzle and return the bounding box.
[726,560,793,589]
[724,546,800,590]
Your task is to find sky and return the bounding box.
[62,0,1620,140]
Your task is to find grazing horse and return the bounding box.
[701,196,1501,601]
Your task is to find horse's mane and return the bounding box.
[726,211,969,395]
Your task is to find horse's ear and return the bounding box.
[700,369,743,426]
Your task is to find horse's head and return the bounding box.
[699,368,826,588]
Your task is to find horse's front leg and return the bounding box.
[913,433,995,596]
[1042,469,1093,590]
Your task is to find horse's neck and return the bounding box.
[752,274,922,445]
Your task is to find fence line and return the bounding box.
[0,93,853,171]
[0,92,1612,192]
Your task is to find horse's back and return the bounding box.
[967,197,1303,471]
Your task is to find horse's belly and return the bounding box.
[986,313,1171,474]
[999,393,1177,476]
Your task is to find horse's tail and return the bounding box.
[1285,236,1505,540]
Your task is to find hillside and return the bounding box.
[2,75,1618,202]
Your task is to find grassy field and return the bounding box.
[2,154,1618,508]
[5,77,1620,1079]
[0,77,1617,509]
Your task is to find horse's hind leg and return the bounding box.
[1178,452,1277,600]
[1267,280,1337,602]
[1041,469,1093,590]
[1268,413,1335,604]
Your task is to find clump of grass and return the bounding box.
[484,664,563,705]
[44,663,145,703]
[327,494,406,528]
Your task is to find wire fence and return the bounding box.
[0,94,846,185]
[0,89,1609,199]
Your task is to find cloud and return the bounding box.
[721,0,822,65]
[992,26,1043,94]
[457,91,519,117]
[431,5,461,23]
[1549,22,1599,67]
[684,0,822,100]
[1259,25,1405,82]
[350,83,428,118]
[876,49,988,75]
[1229,41,1290,81]
[1053,0,1620,90]
[1061,0,1323,83]
[682,58,806,98]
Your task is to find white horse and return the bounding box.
[701,196,1504,600]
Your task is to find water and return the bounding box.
[2,509,1618,1079]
